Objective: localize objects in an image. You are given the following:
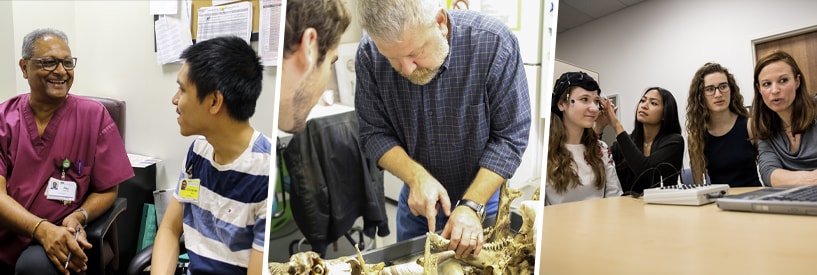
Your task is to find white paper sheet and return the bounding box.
[195,1,252,43]
[155,12,193,64]
[150,0,177,15]
[128,153,163,168]
[212,0,236,6]
[258,0,282,66]
[152,0,193,65]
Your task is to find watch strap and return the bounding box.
[456,199,486,222]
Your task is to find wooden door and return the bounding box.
[755,28,817,95]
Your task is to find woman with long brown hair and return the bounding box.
[686,62,761,187]
[752,50,817,186]
[546,71,622,205]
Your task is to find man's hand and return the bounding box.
[441,206,484,259]
[407,173,451,234]
[35,221,89,275]
[62,213,92,273]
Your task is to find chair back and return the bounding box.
[85,95,128,274]
[86,96,126,143]
[680,168,712,185]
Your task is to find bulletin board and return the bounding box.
[191,0,260,41]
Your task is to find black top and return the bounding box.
[612,132,685,195]
[704,115,762,187]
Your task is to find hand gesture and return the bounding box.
[407,173,451,235]
[441,207,484,258]
[597,97,620,132]
[36,219,89,275]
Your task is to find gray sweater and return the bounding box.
[757,120,817,185]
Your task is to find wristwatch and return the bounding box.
[456,199,486,222]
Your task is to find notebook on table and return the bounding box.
[716,185,817,216]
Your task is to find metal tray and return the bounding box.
[360,210,523,265]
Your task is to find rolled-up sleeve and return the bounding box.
[478,34,530,179]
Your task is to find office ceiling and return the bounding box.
[557,0,647,33]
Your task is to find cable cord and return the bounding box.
[626,162,680,198]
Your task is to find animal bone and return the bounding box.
[483,184,523,243]
[439,259,464,275]
[269,181,541,275]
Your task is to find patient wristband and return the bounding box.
[31,218,47,239]
[74,208,88,227]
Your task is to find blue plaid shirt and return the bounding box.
[355,10,530,203]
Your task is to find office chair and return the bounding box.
[86,96,126,144]
[126,237,187,275]
[87,96,160,275]
[85,198,127,275]
[84,95,130,274]
[680,168,712,185]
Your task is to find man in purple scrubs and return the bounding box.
[0,28,134,275]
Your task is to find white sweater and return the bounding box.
[545,141,623,205]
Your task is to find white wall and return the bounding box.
[0,1,15,100]
[555,0,817,167]
[332,0,546,195]
[8,1,277,190]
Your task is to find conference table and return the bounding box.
[538,187,817,275]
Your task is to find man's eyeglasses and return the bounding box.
[26,57,77,71]
[704,83,729,96]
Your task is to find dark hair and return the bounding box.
[180,36,263,121]
[283,0,351,65]
[551,71,600,117]
[751,50,814,141]
[632,87,682,148]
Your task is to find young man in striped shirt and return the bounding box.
[153,36,270,275]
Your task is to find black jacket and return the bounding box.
[611,132,684,195]
[282,111,389,256]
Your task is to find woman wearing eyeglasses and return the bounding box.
[686,63,761,187]
[596,87,684,196]
[545,72,622,205]
[752,51,817,187]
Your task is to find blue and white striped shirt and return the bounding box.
[355,9,531,204]
[176,130,270,274]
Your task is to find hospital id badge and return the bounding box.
[177,178,201,203]
[45,177,77,202]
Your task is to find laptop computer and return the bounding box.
[716,185,817,216]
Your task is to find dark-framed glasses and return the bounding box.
[704,83,729,95]
[26,57,77,71]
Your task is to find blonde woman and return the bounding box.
[686,62,761,187]
[546,71,622,205]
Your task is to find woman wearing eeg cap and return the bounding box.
[545,71,622,205]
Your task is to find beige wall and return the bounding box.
[7,1,278,189]
[0,1,15,100]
